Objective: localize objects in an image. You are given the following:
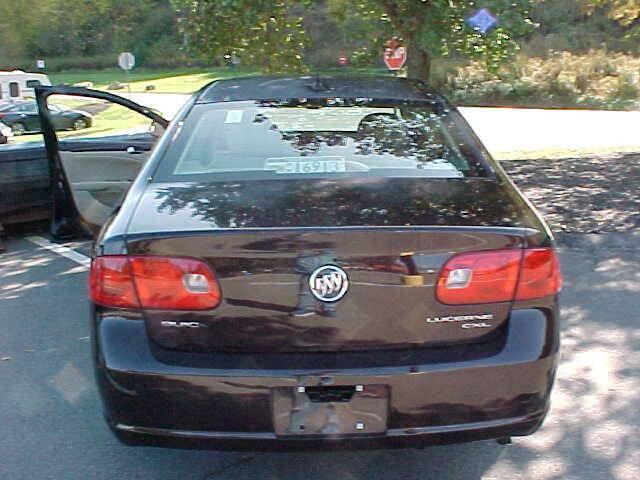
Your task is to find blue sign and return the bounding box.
[466,8,499,35]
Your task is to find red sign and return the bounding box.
[384,46,407,71]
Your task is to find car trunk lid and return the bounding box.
[125,177,533,353]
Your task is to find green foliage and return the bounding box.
[443,50,640,109]
[323,0,391,67]
[582,0,640,49]
[320,0,535,78]
[173,0,308,73]
[583,0,640,25]
[3,0,640,103]
[524,0,638,56]
[326,0,389,47]
[0,0,180,69]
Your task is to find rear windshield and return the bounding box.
[154,99,490,181]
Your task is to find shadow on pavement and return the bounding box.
[502,153,640,234]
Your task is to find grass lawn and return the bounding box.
[58,103,151,140]
[49,68,202,88]
[48,67,259,94]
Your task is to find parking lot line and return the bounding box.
[26,235,91,268]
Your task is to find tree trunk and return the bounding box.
[406,46,431,81]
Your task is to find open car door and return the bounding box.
[35,86,169,238]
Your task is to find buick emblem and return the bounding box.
[309,265,349,302]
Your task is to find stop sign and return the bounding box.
[384,46,407,71]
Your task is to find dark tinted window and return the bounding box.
[155,99,489,182]
[26,80,41,88]
[9,82,19,97]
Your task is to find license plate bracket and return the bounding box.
[272,385,389,436]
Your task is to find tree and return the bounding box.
[172,0,308,73]
[1,0,535,78]
[177,0,534,78]
[333,0,536,79]
[324,0,392,67]
[0,0,179,68]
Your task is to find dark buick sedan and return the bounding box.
[36,76,561,450]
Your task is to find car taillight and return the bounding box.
[89,256,139,308]
[436,248,561,305]
[89,256,221,310]
[515,248,563,300]
[436,250,522,305]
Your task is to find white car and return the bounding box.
[0,121,13,144]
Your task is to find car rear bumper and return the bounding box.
[110,410,546,451]
[93,308,558,450]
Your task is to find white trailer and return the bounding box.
[0,71,52,102]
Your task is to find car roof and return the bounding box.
[10,104,36,112]
[196,75,446,105]
[0,103,17,112]
[0,100,34,110]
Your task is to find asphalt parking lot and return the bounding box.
[1,156,639,480]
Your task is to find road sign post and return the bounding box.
[118,52,136,98]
